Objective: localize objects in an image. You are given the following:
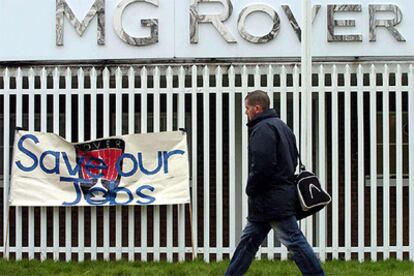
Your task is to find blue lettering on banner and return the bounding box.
[163,150,185,174]
[15,134,39,172]
[136,185,156,205]
[60,177,86,206]
[137,151,163,175]
[85,186,110,206]
[60,176,155,206]
[16,138,185,179]
[39,150,60,174]
[109,187,134,205]
[108,182,134,205]
[116,153,137,177]
[116,150,185,176]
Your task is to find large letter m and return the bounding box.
[56,0,105,46]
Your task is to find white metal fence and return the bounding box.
[0,62,413,262]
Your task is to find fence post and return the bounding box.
[3,68,10,260]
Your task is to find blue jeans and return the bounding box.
[225,216,325,276]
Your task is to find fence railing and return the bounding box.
[0,62,413,262]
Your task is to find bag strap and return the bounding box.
[272,124,306,174]
[297,152,306,173]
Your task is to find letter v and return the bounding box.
[281,5,321,42]
[62,152,84,176]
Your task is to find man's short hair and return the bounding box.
[245,90,270,110]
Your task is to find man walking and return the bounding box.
[225,90,324,276]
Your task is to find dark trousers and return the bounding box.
[225,216,325,276]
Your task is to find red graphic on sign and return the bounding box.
[77,148,123,182]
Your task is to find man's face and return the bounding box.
[245,99,263,122]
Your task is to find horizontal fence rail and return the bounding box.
[0,62,413,262]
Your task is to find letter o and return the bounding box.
[110,187,134,205]
[237,4,280,44]
[85,187,109,206]
[116,153,138,177]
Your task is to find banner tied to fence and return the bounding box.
[9,130,190,207]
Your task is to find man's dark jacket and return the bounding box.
[246,109,299,222]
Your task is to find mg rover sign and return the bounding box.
[0,0,413,61]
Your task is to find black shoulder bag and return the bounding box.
[295,155,331,220]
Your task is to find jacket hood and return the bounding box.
[247,109,278,128]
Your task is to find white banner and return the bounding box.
[9,130,190,207]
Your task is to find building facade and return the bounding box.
[0,0,413,262]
